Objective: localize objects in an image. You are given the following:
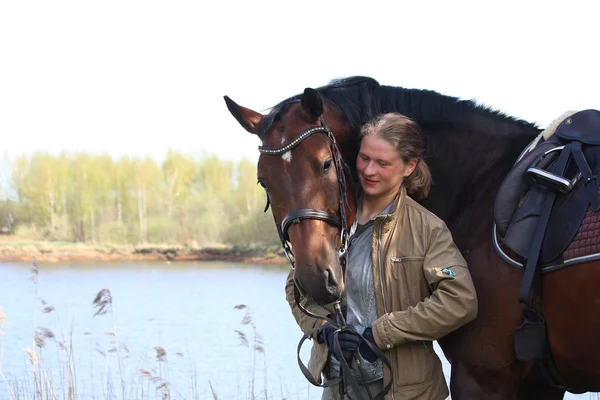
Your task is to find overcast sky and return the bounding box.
[1,0,599,166]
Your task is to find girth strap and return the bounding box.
[519,144,572,303]
[516,142,587,394]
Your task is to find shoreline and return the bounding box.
[0,238,288,265]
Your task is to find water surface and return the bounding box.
[0,261,592,399]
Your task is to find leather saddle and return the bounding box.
[495,109,600,263]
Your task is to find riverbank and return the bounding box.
[0,236,287,264]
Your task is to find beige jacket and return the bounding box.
[285,187,478,400]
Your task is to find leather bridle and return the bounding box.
[259,115,350,282]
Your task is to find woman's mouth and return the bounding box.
[363,177,378,186]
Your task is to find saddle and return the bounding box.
[495,109,600,265]
[494,109,600,393]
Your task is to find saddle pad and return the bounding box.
[496,109,600,263]
[495,186,600,271]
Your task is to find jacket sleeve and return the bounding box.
[372,220,478,348]
[284,268,332,335]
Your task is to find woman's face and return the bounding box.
[356,135,416,200]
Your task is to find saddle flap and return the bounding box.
[494,140,557,237]
[502,181,589,261]
[500,144,600,263]
[555,109,600,145]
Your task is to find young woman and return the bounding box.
[286,113,478,400]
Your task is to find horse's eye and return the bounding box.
[323,159,333,173]
[257,180,268,190]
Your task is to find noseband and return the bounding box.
[258,116,351,272]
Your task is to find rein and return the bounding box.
[258,116,392,399]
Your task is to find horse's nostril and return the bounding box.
[325,268,338,294]
[328,271,337,286]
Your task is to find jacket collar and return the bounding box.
[360,185,406,226]
[356,185,407,227]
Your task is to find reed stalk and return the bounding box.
[0,305,17,400]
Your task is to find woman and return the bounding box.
[285,113,478,400]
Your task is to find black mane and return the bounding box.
[261,76,540,139]
[260,76,543,227]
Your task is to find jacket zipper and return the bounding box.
[391,256,424,263]
[377,218,395,400]
[377,221,388,313]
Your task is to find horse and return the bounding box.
[224,76,600,399]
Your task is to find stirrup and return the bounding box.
[527,146,581,194]
[527,168,581,194]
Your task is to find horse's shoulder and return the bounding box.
[403,196,445,229]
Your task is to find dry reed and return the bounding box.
[92,288,125,400]
[234,304,268,400]
[0,261,292,400]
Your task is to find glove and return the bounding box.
[358,326,378,363]
[317,322,361,364]
[316,322,334,346]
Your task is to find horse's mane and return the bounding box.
[260,76,539,138]
[258,76,544,231]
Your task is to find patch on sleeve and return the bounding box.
[441,268,456,277]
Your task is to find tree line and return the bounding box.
[0,150,277,246]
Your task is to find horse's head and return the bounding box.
[224,88,356,305]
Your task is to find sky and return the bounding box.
[1,0,599,167]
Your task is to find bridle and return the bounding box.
[258,114,392,399]
[259,115,351,285]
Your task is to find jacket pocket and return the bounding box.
[393,341,444,390]
[390,256,424,280]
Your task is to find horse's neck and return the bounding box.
[421,125,538,248]
[338,111,538,250]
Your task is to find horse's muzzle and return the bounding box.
[295,264,343,305]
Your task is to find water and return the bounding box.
[0,261,593,399]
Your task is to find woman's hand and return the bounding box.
[317,322,362,364]
[359,326,378,362]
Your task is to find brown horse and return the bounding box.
[224,76,600,399]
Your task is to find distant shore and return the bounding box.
[0,236,287,265]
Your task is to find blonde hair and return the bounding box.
[360,113,432,200]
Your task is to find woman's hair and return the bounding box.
[360,113,432,200]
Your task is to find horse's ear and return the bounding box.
[301,88,323,121]
[223,96,264,135]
